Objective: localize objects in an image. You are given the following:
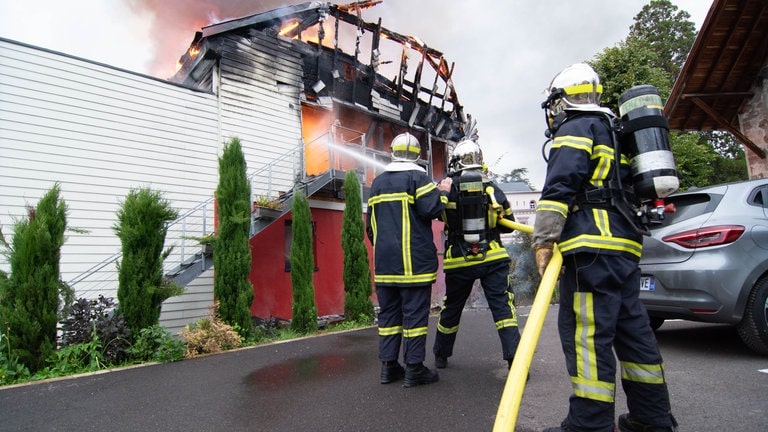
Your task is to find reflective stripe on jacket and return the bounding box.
[366,167,446,286]
[537,113,642,259]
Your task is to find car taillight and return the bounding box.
[662,225,745,249]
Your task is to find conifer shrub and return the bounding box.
[289,189,318,334]
[114,187,181,336]
[341,171,374,323]
[0,184,69,372]
[214,137,255,337]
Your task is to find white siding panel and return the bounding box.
[160,269,214,336]
[0,39,218,302]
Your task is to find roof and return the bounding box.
[664,0,768,157]
[496,181,534,193]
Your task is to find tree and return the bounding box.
[114,187,180,335]
[0,184,68,372]
[493,168,536,190]
[214,137,255,337]
[289,189,318,334]
[628,0,697,81]
[341,171,374,323]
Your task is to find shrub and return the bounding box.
[289,189,318,334]
[0,184,69,372]
[128,325,184,363]
[60,296,131,365]
[214,137,255,337]
[179,303,242,358]
[114,187,181,336]
[341,171,374,323]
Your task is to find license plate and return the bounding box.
[640,276,655,291]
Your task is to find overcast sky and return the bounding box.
[0,0,714,189]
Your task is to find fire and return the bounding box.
[188,44,201,58]
[279,21,300,36]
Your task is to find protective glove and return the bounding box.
[534,245,554,277]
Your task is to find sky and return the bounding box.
[0,0,714,189]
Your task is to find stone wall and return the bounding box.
[741,64,768,179]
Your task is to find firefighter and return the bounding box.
[366,131,450,387]
[432,139,521,370]
[535,63,678,432]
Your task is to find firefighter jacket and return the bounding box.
[442,173,515,272]
[535,112,642,260]
[366,162,447,287]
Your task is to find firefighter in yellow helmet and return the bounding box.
[535,63,678,432]
[432,139,521,370]
[366,132,450,387]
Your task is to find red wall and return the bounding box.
[248,205,447,321]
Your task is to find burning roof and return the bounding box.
[172,1,468,141]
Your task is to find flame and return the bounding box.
[279,21,300,36]
[188,44,201,59]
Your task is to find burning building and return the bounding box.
[169,1,471,321]
[0,1,473,330]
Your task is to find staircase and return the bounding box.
[67,125,385,300]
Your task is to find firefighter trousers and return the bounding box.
[376,284,431,365]
[558,252,676,432]
[433,260,521,361]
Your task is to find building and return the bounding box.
[0,2,471,333]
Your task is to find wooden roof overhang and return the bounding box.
[664,0,768,158]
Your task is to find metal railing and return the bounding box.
[67,125,388,300]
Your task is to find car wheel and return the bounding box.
[649,316,664,331]
[736,276,768,355]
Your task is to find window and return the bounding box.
[529,200,537,209]
[284,219,319,272]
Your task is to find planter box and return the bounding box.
[253,205,282,220]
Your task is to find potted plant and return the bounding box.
[253,195,282,220]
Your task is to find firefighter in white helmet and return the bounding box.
[366,131,449,387]
[432,139,521,370]
[535,63,678,432]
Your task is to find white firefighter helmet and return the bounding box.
[390,132,421,162]
[545,63,603,116]
[450,139,484,173]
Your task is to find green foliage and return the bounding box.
[0,329,31,385]
[60,296,132,365]
[289,189,318,334]
[127,325,184,363]
[341,171,374,323]
[114,187,180,335]
[505,232,539,305]
[0,183,68,373]
[214,137,255,337]
[33,327,104,380]
[591,39,670,115]
[628,0,697,80]
[179,303,242,358]
[670,132,718,189]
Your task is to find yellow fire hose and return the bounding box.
[492,218,562,431]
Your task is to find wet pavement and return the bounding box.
[1,305,767,431]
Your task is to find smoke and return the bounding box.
[126,0,307,79]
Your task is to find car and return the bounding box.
[638,178,768,355]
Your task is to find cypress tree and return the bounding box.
[289,189,318,333]
[0,183,67,372]
[114,187,179,335]
[214,137,254,336]
[341,171,374,323]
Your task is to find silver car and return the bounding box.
[638,178,768,355]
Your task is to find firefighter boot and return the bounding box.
[435,355,448,369]
[380,361,405,384]
[618,414,678,432]
[403,363,439,387]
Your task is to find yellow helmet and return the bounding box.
[390,132,421,162]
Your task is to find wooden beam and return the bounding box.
[689,97,765,158]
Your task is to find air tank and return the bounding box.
[618,84,679,200]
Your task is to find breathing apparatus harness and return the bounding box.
[541,85,678,236]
